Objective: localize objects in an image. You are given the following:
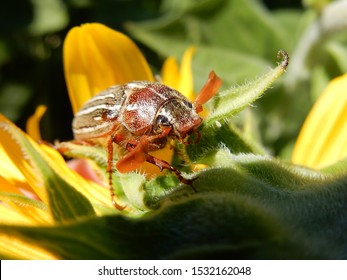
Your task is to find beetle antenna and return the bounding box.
[193,71,222,113]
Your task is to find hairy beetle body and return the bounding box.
[73,82,202,149]
[71,71,222,209]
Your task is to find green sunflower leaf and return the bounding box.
[1,148,347,259]
[0,193,325,259]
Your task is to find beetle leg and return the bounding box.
[193,71,222,113]
[117,127,195,189]
[115,136,149,173]
[116,126,172,173]
[180,129,201,145]
[107,135,126,210]
[123,137,196,190]
[145,154,196,190]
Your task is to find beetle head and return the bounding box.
[154,99,202,140]
[153,71,222,141]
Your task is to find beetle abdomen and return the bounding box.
[72,85,126,139]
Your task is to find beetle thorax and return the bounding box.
[154,99,202,140]
[120,82,200,138]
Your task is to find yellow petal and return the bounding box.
[0,145,30,194]
[26,105,47,141]
[0,231,57,259]
[0,176,52,226]
[1,114,111,210]
[0,146,26,187]
[0,204,37,225]
[0,200,52,225]
[162,46,196,101]
[0,115,48,203]
[0,175,23,194]
[162,56,180,89]
[38,144,111,209]
[178,46,196,100]
[292,73,347,168]
[63,23,154,114]
[0,126,41,197]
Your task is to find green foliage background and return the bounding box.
[1,0,347,260]
[1,0,347,159]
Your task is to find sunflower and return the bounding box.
[1,23,344,260]
[0,23,197,259]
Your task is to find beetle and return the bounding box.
[72,71,222,209]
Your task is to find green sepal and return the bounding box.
[186,52,288,162]
[143,174,194,209]
[204,50,289,127]
[57,141,151,213]
[118,172,148,212]
[320,156,347,176]
[56,141,108,168]
[0,191,47,211]
[187,122,265,162]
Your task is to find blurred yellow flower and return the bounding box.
[161,46,196,102]
[26,105,47,142]
[292,73,347,168]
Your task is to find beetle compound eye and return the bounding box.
[156,114,170,126]
[183,100,193,109]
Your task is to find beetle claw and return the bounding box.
[145,154,196,191]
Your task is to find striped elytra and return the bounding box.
[72,81,202,147]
